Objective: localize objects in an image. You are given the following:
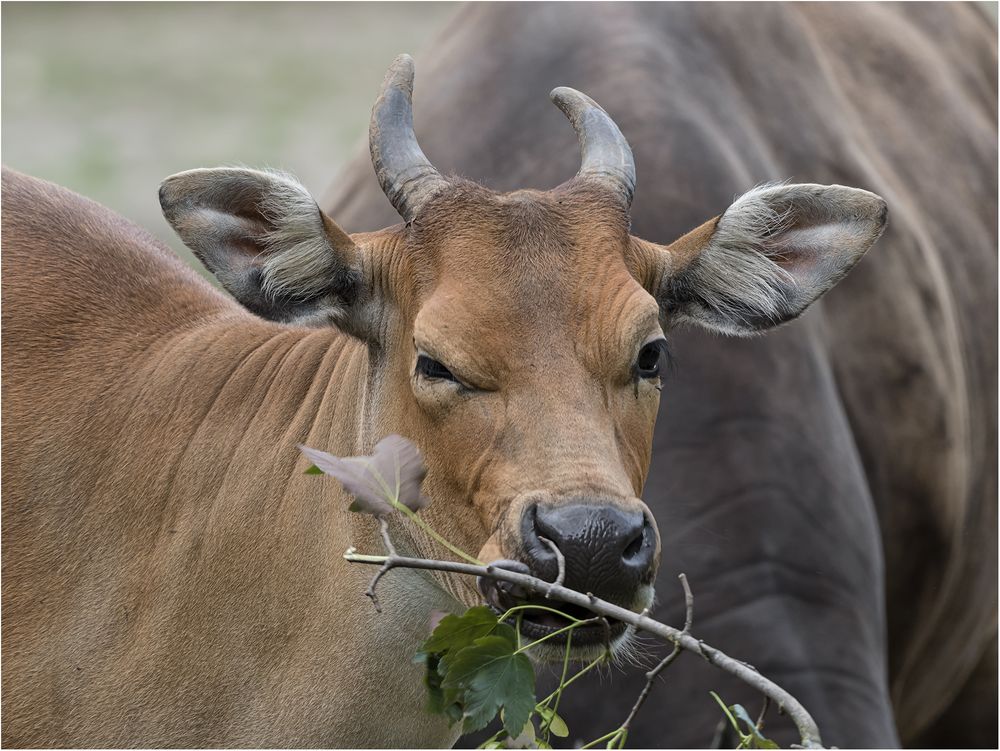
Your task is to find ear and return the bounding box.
[638,183,888,335]
[159,167,367,330]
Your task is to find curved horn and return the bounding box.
[369,54,449,222]
[550,87,636,207]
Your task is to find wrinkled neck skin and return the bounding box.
[210,281,471,746]
[1,171,471,747]
[128,316,465,746]
[15,267,460,746]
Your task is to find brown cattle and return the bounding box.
[1,50,888,745]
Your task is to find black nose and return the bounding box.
[521,502,657,605]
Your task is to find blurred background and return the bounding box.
[3,3,996,285]
[2,2,456,280]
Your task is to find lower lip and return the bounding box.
[493,605,628,646]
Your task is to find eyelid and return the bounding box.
[415,346,437,362]
[415,348,477,391]
[416,349,458,378]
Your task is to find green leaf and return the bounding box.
[535,705,569,738]
[304,464,324,475]
[731,703,779,749]
[505,714,536,748]
[421,606,501,655]
[709,691,741,735]
[442,635,536,736]
[414,651,463,723]
[476,730,508,750]
[731,704,755,730]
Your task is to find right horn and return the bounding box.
[369,54,449,223]
[550,87,636,208]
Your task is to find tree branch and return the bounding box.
[344,549,824,749]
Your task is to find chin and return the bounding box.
[526,624,639,665]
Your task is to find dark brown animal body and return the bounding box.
[323,3,998,747]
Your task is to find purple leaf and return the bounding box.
[299,435,429,516]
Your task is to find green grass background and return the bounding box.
[2,2,455,279]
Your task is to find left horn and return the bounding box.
[550,87,636,208]
[369,54,449,223]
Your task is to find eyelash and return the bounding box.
[415,354,459,383]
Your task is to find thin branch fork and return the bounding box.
[538,536,565,597]
[361,518,398,612]
[344,549,825,749]
[619,573,694,735]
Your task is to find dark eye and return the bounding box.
[416,354,459,383]
[635,339,666,380]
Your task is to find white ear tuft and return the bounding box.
[159,167,363,326]
[255,170,347,304]
[665,182,887,335]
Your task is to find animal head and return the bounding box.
[159,55,886,656]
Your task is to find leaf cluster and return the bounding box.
[415,607,536,739]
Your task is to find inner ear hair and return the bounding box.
[159,167,365,327]
[651,182,888,335]
[666,186,798,333]
[253,172,360,306]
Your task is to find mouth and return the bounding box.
[492,598,629,646]
[477,561,631,655]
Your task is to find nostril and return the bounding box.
[525,502,539,535]
[531,503,559,543]
[519,502,561,582]
[622,515,654,566]
[622,531,644,562]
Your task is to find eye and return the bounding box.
[635,339,667,380]
[416,354,459,383]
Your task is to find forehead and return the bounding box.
[411,181,659,353]
[414,180,633,299]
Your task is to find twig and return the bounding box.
[538,536,565,597]
[679,572,694,633]
[619,574,694,734]
[344,549,825,748]
[598,616,613,659]
[364,518,398,613]
[757,696,771,731]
